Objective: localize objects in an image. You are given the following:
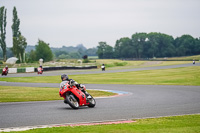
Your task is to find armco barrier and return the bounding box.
[26,67,35,73]
[8,68,17,73]
[34,66,97,72]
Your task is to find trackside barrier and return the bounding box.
[1,66,97,73]
[17,68,26,73]
[26,67,34,73]
[8,68,17,73]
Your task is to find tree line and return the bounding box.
[97,32,200,59]
[26,44,97,62]
[51,44,97,60]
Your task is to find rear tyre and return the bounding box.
[65,93,79,109]
[88,96,96,108]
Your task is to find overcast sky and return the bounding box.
[1,0,200,48]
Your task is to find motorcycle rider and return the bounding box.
[4,65,9,72]
[5,65,8,70]
[38,65,43,72]
[2,65,9,75]
[101,64,105,71]
[60,74,89,98]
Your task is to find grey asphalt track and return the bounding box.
[0,84,200,129]
[0,63,200,129]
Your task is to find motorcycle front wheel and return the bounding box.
[65,94,79,109]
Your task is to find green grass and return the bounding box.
[0,86,115,102]
[8,114,200,133]
[96,60,191,70]
[71,66,199,86]
[1,66,200,86]
[153,54,200,61]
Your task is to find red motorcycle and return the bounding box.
[2,68,8,76]
[59,80,96,109]
[37,67,43,74]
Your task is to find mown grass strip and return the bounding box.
[96,60,191,70]
[1,66,200,86]
[7,114,200,133]
[0,86,115,102]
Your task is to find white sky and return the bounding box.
[1,0,200,48]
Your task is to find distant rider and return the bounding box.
[101,64,105,71]
[40,65,43,72]
[193,60,195,64]
[4,65,9,72]
[5,65,8,70]
[2,65,9,76]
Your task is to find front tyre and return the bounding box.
[65,94,79,109]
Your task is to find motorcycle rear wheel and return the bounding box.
[66,94,79,109]
[88,96,96,108]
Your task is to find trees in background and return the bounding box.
[97,42,114,59]
[25,44,97,61]
[85,47,97,56]
[11,7,27,63]
[27,50,36,62]
[97,32,200,59]
[35,40,53,62]
[174,35,197,56]
[12,35,27,62]
[131,33,148,58]
[0,6,7,61]
[11,7,20,38]
[49,44,97,59]
[26,40,54,62]
[146,33,175,58]
[114,37,133,58]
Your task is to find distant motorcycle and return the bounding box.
[59,80,96,109]
[2,68,8,76]
[37,67,43,74]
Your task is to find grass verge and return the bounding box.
[153,54,200,61]
[1,66,200,86]
[0,86,116,102]
[7,114,200,133]
[96,60,191,70]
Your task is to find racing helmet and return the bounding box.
[61,74,69,81]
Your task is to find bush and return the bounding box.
[16,60,20,64]
[104,62,128,68]
[83,59,89,63]
[114,62,128,66]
